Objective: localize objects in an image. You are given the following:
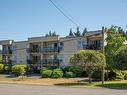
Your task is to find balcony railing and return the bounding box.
[28,46,63,53]
[27,59,60,66]
[85,44,101,50]
[2,50,12,54]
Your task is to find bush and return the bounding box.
[115,71,124,80]
[0,64,4,73]
[63,66,72,72]
[11,64,27,76]
[65,72,75,78]
[51,69,63,78]
[69,66,83,77]
[108,70,124,80]
[121,71,127,80]
[40,67,50,74]
[4,66,10,73]
[41,70,52,78]
[92,69,101,80]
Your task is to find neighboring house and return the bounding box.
[0,30,103,70]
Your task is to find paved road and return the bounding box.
[0,84,127,95]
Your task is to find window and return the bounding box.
[77,40,82,49]
[59,42,64,50]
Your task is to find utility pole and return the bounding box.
[102,26,105,84]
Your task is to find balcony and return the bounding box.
[27,59,60,67]
[2,49,12,54]
[42,47,61,53]
[85,44,101,50]
[28,46,63,53]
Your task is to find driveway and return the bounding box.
[0,84,127,95]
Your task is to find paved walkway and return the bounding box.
[0,84,127,95]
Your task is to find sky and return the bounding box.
[0,0,127,41]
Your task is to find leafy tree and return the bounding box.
[113,46,127,70]
[105,26,126,70]
[70,50,105,83]
[82,28,87,36]
[69,28,74,36]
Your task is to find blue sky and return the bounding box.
[0,0,127,41]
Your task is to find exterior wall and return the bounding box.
[0,31,105,68]
[28,36,59,43]
[59,37,86,67]
[12,41,28,64]
[0,40,13,64]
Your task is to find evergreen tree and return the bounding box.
[82,28,87,36]
[45,34,49,37]
[74,26,81,37]
[45,30,57,37]
[69,28,74,36]
[52,31,57,36]
[118,27,125,37]
[126,31,127,40]
[49,30,52,36]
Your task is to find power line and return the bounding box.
[48,0,84,29]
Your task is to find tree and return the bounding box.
[118,27,126,37]
[113,46,127,70]
[52,31,57,36]
[74,26,81,37]
[126,31,127,40]
[45,30,57,37]
[82,28,87,36]
[69,28,74,36]
[105,26,126,70]
[70,50,105,83]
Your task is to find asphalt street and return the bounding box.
[0,84,127,95]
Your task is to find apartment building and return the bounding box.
[0,30,103,71]
[0,40,13,66]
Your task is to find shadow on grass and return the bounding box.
[55,82,127,89]
[6,75,17,78]
[55,82,94,86]
[96,83,127,89]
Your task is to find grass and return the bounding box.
[0,75,78,85]
[56,80,127,89]
[0,75,127,89]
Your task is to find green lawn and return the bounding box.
[56,80,127,89]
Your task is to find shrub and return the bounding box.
[11,64,27,76]
[63,66,72,72]
[115,71,124,80]
[92,69,101,80]
[121,71,127,80]
[108,70,124,80]
[51,69,63,78]
[4,66,10,73]
[41,70,52,78]
[40,67,50,74]
[0,64,4,73]
[65,72,75,78]
[69,66,83,77]
[108,70,116,80]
